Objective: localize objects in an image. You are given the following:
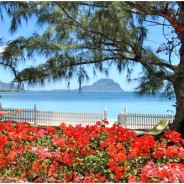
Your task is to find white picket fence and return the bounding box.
[118,112,174,129]
[0,104,107,127]
[0,103,175,129]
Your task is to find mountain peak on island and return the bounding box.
[80,78,123,92]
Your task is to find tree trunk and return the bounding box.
[170,66,184,137]
[170,8,184,136]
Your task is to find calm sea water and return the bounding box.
[0,91,175,122]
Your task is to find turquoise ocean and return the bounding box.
[0,91,175,123]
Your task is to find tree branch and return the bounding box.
[125,2,176,25]
[55,2,124,47]
[144,19,171,27]
[0,61,18,77]
[77,2,108,9]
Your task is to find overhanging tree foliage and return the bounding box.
[0,1,184,134]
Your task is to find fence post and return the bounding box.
[118,114,123,127]
[104,107,107,120]
[34,104,37,125]
[123,107,128,124]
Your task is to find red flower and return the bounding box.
[95,173,106,182]
[32,160,43,171]
[115,150,126,162]
[73,176,81,183]
[64,173,74,182]
[114,166,124,181]
[55,151,73,165]
[153,149,165,159]
[0,120,16,132]
[52,137,66,147]
[7,151,17,162]
[59,122,67,130]
[108,144,117,159]
[83,175,94,183]
[46,126,57,135]
[107,160,117,172]
[130,134,156,157]
[48,177,57,182]
[0,135,7,146]
[96,121,101,126]
[2,119,184,183]
[165,146,179,157]
[128,174,137,183]
[48,161,59,176]
[140,162,184,183]
[163,130,181,143]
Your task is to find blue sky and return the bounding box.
[0,8,179,91]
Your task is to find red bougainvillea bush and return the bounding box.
[0,120,184,183]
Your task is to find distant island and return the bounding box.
[76,79,123,92]
[50,79,123,92]
[0,81,23,92]
[0,79,123,92]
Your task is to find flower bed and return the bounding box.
[0,120,184,183]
